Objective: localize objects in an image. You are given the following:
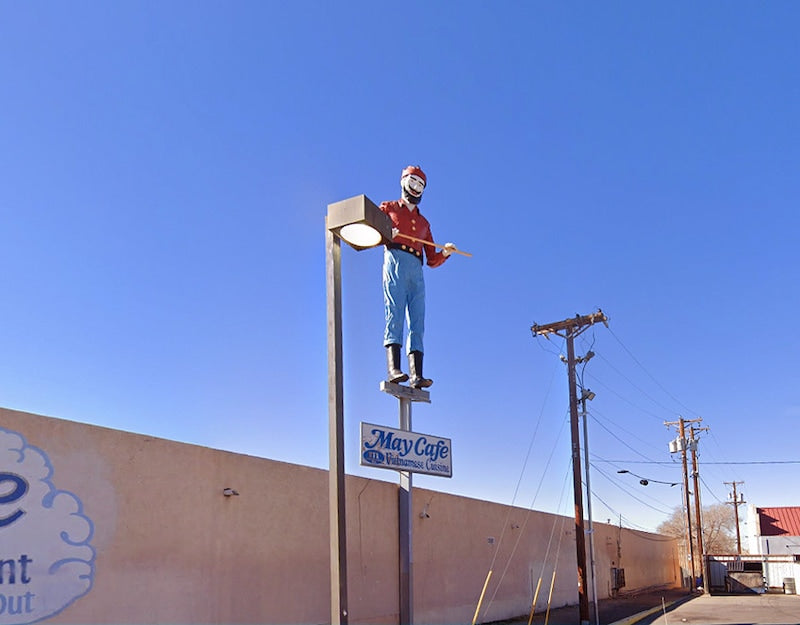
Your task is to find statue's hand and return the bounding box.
[442,242,456,257]
[392,227,399,240]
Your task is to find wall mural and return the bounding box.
[0,427,95,624]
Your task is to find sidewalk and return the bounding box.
[639,592,800,625]
[495,586,691,625]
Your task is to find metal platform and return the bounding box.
[379,380,431,403]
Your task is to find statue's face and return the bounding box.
[401,174,426,204]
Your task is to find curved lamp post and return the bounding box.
[326,195,392,625]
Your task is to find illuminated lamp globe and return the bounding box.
[338,223,383,249]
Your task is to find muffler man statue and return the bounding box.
[380,165,457,389]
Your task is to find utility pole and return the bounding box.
[665,416,703,589]
[724,481,746,554]
[689,425,709,593]
[532,310,608,625]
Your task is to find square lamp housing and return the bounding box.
[327,195,393,251]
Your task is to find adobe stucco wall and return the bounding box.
[0,408,679,624]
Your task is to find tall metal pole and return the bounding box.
[380,381,430,625]
[325,196,392,624]
[566,335,590,624]
[581,396,599,625]
[398,396,413,625]
[326,226,348,624]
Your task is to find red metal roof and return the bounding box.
[758,506,800,536]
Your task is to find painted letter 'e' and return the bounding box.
[0,473,28,528]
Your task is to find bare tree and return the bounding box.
[657,503,739,554]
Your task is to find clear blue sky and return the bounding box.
[2,2,798,536]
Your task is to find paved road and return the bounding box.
[495,589,800,625]
[640,593,800,625]
[496,587,689,625]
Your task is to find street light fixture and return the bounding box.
[327,195,392,249]
[616,469,678,487]
[326,195,392,625]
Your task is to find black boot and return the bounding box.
[408,350,432,389]
[386,344,409,383]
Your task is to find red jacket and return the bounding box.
[379,200,448,268]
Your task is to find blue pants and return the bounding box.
[383,248,425,354]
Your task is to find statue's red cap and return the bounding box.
[401,165,426,184]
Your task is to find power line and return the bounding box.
[620,521,677,540]
[615,469,679,487]
[691,429,735,497]
[591,463,675,515]
[590,408,667,457]
[589,354,675,420]
[593,454,682,492]
[584,373,665,420]
[590,413,663,463]
[698,475,725,505]
[607,326,702,418]
[588,490,670,535]
[707,428,746,478]
[594,459,800,466]
[701,460,800,465]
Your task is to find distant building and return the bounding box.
[745,505,800,592]
[748,505,800,556]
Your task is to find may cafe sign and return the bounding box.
[360,422,452,478]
